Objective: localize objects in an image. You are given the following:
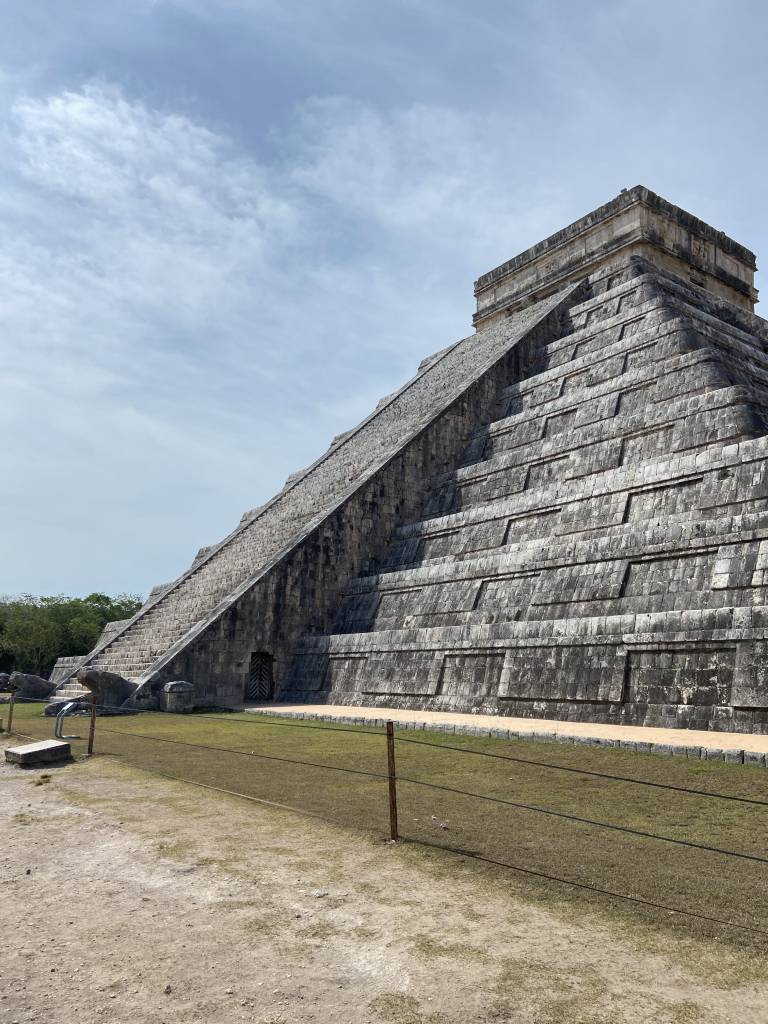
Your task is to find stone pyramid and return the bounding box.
[62,186,768,732]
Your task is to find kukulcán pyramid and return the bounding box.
[55,186,768,733]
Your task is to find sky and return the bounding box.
[2,0,768,599]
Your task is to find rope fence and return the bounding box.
[4,691,768,940]
[9,692,766,805]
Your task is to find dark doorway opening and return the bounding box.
[246,652,274,701]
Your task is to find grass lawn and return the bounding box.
[10,700,768,948]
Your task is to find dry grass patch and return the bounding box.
[368,992,449,1024]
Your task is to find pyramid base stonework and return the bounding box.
[65,187,768,732]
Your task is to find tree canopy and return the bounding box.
[0,593,143,676]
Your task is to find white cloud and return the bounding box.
[9,83,298,341]
[1,81,560,595]
[290,96,564,253]
[1,85,300,590]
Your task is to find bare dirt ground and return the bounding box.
[3,745,768,1024]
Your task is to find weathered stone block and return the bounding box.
[161,680,195,713]
[8,672,56,700]
[5,740,72,766]
[77,669,136,708]
[744,750,766,767]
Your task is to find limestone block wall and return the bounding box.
[282,258,768,732]
[474,186,758,327]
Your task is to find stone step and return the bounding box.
[5,740,72,766]
[438,427,746,518]
[460,384,757,469]
[335,516,768,634]
[496,309,678,404]
[488,353,735,454]
[515,286,768,394]
[358,509,768,593]
[346,587,764,635]
[105,634,184,648]
[87,663,149,674]
[286,606,766,715]
[85,665,149,676]
[390,433,768,547]
[302,603,767,655]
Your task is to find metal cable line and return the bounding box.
[394,734,768,806]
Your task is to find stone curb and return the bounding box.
[244,709,762,765]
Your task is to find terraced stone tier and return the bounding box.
[281,260,768,731]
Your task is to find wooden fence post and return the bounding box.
[87,694,97,755]
[7,687,15,735]
[386,720,399,841]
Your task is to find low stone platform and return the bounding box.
[243,703,768,766]
[5,740,72,766]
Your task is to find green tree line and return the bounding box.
[0,593,143,676]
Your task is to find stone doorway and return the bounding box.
[246,652,274,701]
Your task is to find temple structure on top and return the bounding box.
[54,186,768,732]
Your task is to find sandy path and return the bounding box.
[2,745,768,1023]
[244,703,768,756]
